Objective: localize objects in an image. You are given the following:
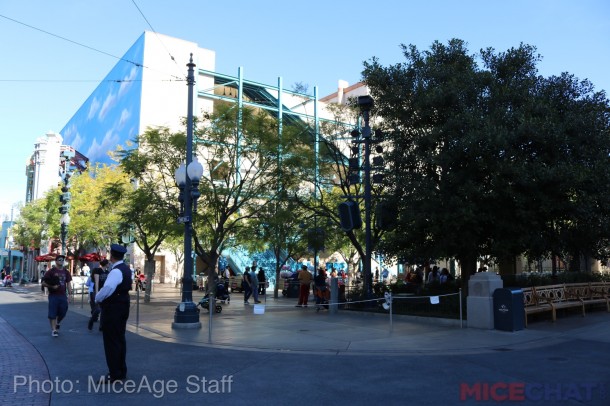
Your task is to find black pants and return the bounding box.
[101,299,130,380]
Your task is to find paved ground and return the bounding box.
[1,282,609,405]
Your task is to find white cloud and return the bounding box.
[62,123,78,144]
[98,92,117,121]
[87,97,101,120]
[118,67,138,98]
[86,129,121,163]
[71,131,84,151]
[118,108,131,130]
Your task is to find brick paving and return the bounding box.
[0,316,50,406]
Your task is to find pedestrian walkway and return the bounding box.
[5,282,610,355]
[1,283,610,405]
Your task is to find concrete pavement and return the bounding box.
[1,282,610,405]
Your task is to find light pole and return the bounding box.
[358,95,374,299]
[121,228,135,266]
[60,213,70,256]
[172,54,203,329]
[7,234,13,275]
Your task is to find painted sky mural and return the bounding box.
[61,34,144,166]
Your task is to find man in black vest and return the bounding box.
[94,244,132,383]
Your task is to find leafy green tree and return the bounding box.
[191,104,309,291]
[68,165,125,257]
[246,199,311,298]
[108,128,183,302]
[362,39,610,283]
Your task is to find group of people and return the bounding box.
[294,265,346,308]
[403,265,454,285]
[41,244,133,384]
[242,260,266,304]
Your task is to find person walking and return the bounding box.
[250,266,261,304]
[41,255,72,337]
[94,244,132,383]
[257,268,266,296]
[242,267,252,304]
[88,259,110,330]
[297,265,312,307]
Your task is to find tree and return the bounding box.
[108,127,183,302]
[191,103,309,292]
[68,165,125,256]
[247,198,311,299]
[362,39,610,284]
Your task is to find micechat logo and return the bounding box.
[459,382,606,402]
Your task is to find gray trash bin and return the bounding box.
[493,288,525,331]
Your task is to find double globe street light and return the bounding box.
[172,157,203,328]
[172,54,204,329]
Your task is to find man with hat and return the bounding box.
[95,244,132,383]
[41,254,72,337]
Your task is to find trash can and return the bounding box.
[493,288,525,331]
[287,281,300,298]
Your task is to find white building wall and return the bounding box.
[32,131,62,200]
[139,32,215,134]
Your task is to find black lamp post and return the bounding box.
[172,54,203,329]
[358,95,374,298]
[60,213,70,255]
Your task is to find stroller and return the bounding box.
[197,295,223,314]
[314,285,330,312]
[197,282,230,314]
[215,281,231,304]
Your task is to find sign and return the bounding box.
[177,216,191,224]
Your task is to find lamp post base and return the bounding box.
[172,302,201,329]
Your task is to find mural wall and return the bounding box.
[61,34,144,165]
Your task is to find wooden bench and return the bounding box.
[522,282,610,326]
[522,284,585,326]
[565,281,610,312]
[522,287,553,327]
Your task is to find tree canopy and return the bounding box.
[362,39,610,276]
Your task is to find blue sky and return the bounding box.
[1,0,609,221]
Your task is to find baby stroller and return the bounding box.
[197,281,230,314]
[314,285,330,312]
[197,294,223,314]
[215,281,231,304]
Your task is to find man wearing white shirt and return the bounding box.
[95,244,132,383]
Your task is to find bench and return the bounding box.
[522,287,553,327]
[522,284,585,326]
[523,282,610,326]
[565,282,610,312]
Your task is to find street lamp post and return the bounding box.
[60,213,70,256]
[7,235,13,275]
[172,54,203,329]
[358,95,374,299]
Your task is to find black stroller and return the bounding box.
[197,295,223,313]
[215,281,231,304]
[197,281,230,314]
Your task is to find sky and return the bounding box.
[1,0,609,221]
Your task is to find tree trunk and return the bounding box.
[458,253,478,297]
[143,259,155,303]
[206,251,219,295]
[498,256,516,276]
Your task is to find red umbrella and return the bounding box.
[78,252,103,262]
[34,254,57,262]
